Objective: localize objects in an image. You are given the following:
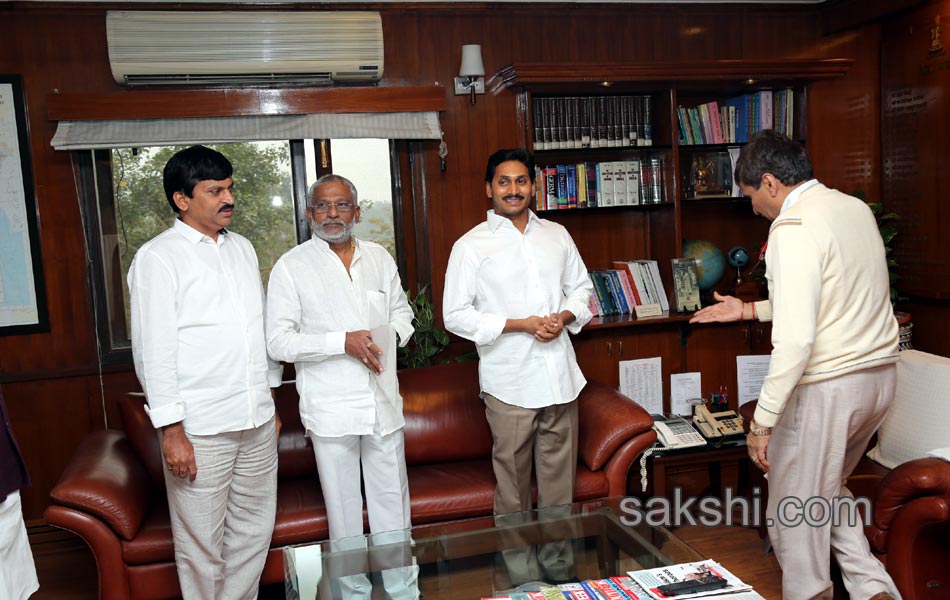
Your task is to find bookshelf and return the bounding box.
[492,59,852,408]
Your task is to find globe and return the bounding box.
[682,239,726,291]
[727,246,751,270]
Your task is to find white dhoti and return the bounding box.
[0,490,39,600]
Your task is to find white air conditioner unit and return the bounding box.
[106,11,384,86]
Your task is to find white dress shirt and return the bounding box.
[443,210,593,409]
[128,219,281,435]
[265,237,414,437]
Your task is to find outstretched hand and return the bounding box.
[689,292,744,323]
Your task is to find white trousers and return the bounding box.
[766,365,902,600]
[163,418,278,600]
[309,427,417,600]
[0,491,39,600]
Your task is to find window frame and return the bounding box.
[77,139,406,364]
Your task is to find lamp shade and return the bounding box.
[459,44,485,77]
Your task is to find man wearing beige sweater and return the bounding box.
[690,130,900,600]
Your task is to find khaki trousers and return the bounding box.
[766,364,902,600]
[484,394,578,587]
[163,417,278,600]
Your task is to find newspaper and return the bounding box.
[628,559,752,599]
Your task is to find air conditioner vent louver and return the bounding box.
[107,11,383,86]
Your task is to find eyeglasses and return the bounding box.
[311,201,355,214]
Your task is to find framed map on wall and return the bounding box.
[0,75,48,335]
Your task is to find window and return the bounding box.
[303,139,396,258]
[79,139,399,361]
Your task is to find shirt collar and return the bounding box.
[309,233,359,253]
[173,217,229,245]
[780,179,819,214]
[486,209,539,233]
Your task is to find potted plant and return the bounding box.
[397,284,451,369]
[855,190,912,349]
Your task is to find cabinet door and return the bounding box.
[684,322,749,412]
[572,333,616,388]
[750,321,773,355]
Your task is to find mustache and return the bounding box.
[218,203,235,213]
[503,194,525,201]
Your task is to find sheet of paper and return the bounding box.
[737,354,771,406]
[619,357,663,415]
[371,322,398,403]
[670,372,702,416]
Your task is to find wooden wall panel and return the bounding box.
[881,0,950,303]
[0,4,891,522]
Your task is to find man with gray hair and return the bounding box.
[266,174,417,599]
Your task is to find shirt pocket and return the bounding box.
[365,289,388,329]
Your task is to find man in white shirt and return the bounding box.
[128,145,281,600]
[690,130,900,600]
[266,174,417,599]
[443,149,593,588]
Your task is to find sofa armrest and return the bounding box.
[49,429,154,541]
[867,457,950,552]
[577,381,654,472]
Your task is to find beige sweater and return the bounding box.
[752,183,899,427]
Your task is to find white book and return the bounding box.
[625,159,641,206]
[599,161,615,207]
[646,259,670,311]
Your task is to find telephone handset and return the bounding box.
[693,404,744,439]
[652,415,707,449]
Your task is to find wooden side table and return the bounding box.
[650,441,750,501]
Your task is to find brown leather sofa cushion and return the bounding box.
[49,430,152,541]
[577,380,653,471]
[400,362,493,465]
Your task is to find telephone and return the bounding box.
[652,415,707,449]
[693,404,744,439]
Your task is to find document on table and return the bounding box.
[670,372,702,416]
[619,357,662,415]
[736,355,771,406]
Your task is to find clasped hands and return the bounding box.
[346,330,384,374]
[528,312,566,342]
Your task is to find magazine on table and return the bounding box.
[628,559,752,599]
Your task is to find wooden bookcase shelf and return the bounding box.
[493,59,851,410]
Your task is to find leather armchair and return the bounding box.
[865,457,950,599]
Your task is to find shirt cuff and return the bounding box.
[754,300,772,322]
[475,314,508,346]
[752,404,781,428]
[145,402,186,430]
[267,365,284,388]
[392,321,413,348]
[326,331,347,355]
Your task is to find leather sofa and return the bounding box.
[739,400,950,599]
[45,360,657,600]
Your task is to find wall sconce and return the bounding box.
[454,44,485,105]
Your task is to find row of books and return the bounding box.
[589,260,669,317]
[532,95,654,151]
[677,88,797,145]
[533,158,666,211]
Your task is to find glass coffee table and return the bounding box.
[284,497,703,599]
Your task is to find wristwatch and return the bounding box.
[750,420,773,436]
